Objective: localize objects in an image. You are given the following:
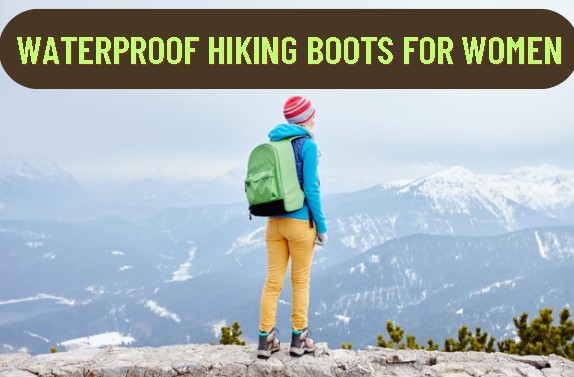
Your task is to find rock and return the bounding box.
[509,355,551,370]
[0,345,573,377]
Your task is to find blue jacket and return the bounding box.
[268,124,328,234]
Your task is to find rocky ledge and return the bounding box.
[1,343,573,377]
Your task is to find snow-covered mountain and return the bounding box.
[0,159,88,220]
[321,166,563,267]
[0,159,78,185]
[482,164,574,222]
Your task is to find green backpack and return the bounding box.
[245,136,306,217]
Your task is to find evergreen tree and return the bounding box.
[455,325,472,351]
[426,338,439,351]
[469,326,496,352]
[341,342,353,350]
[386,320,405,349]
[406,334,420,350]
[558,307,574,360]
[508,307,574,360]
[376,333,389,348]
[377,320,421,350]
[443,337,455,352]
[497,339,518,354]
[219,321,246,346]
[372,306,572,361]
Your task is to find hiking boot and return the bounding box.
[289,328,315,357]
[257,328,280,359]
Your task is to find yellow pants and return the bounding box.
[259,218,316,332]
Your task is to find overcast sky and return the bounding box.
[1,0,573,194]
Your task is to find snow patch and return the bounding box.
[225,227,265,256]
[334,314,351,325]
[118,265,133,272]
[405,269,418,284]
[0,294,75,306]
[168,246,196,282]
[110,250,125,256]
[456,308,464,315]
[26,241,43,248]
[42,252,56,259]
[86,286,105,295]
[370,255,380,264]
[469,278,521,297]
[349,262,366,274]
[60,332,135,351]
[144,300,181,323]
[534,231,549,260]
[25,332,50,343]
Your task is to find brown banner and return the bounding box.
[1,9,573,89]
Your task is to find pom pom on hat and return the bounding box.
[283,96,315,125]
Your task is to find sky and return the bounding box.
[1,1,573,194]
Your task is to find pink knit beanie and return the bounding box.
[283,96,316,125]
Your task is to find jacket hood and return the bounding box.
[268,124,313,141]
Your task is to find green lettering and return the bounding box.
[113,37,129,64]
[167,37,182,64]
[185,37,199,64]
[403,37,418,64]
[60,37,77,64]
[148,37,164,64]
[377,37,393,64]
[262,37,278,64]
[462,37,486,64]
[95,37,111,64]
[308,37,323,64]
[16,36,42,64]
[488,37,504,65]
[361,37,377,64]
[78,37,93,64]
[438,37,453,64]
[545,37,561,64]
[253,37,260,64]
[282,37,296,64]
[325,37,341,64]
[343,37,359,64]
[131,37,146,64]
[226,37,233,65]
[420,37,435,64]
[209,37,225,64]
[235,37,252,64]
[528,37,543,64]
[506,37,525,64]
[42,37,59,64]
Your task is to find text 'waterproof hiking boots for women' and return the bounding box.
[290,328,315,357]
[257,328,280,359]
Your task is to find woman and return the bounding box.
[257,96,328,359]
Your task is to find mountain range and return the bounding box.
[0,160,573,354]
